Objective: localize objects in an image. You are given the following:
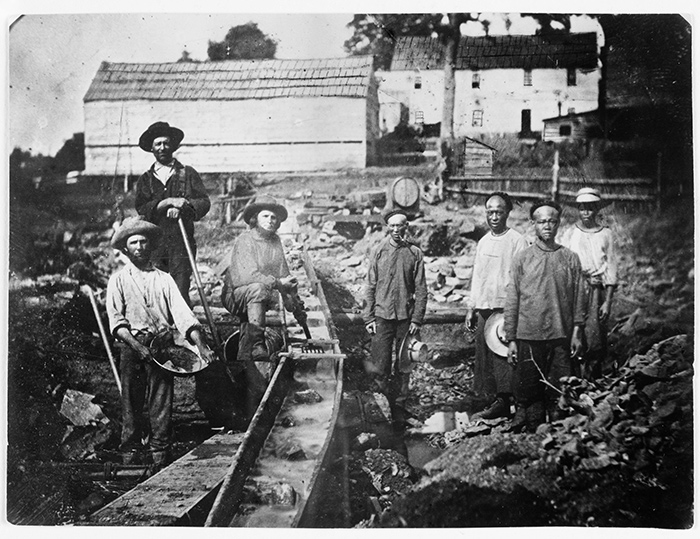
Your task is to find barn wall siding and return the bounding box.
[85,141,366,175]
[84,97,369,174]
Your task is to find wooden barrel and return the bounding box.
[390,176,420,209]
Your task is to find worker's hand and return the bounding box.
[166,207,181,219]
[409,322,420,335]
[599,301,611,323]
[570,335,583,359]
[278,276,298,291]
[464,309,478,332]
[507,341,518,366]
[198,344,217,364]
[168,197,189,209]
[365,321,376,336]
[134,342,154,362]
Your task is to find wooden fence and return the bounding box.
[446,150,661,209]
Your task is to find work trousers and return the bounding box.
[514,339,571,410]
[366,317,411,409]
[221,281,276,319]
[581,282,608,380]
[119,343,174,456]
[153,233,194,308]
[473,309,514,397]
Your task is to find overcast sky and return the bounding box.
[6,3,689,156]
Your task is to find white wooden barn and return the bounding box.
[83,56,379,175]
[380,33,600,137]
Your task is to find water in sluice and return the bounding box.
[230,359,338,527]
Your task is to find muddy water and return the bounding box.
[230,357,338,527]
[405,410,469,470]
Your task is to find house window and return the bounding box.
[567,68,577,86]
[472,110,483,127]
[559,125,572,136]
[415,111,424,124]
[414,75,422,89]
[568,107,576,115]
[524,69,532,86]
[472,73,480,89]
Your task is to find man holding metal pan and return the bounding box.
[134,121,211,307]
[106,217,215,469]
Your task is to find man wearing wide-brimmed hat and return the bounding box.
[560,187,618,380]
[363,208,427,428]
[134,121,211,307]
[221,196,297,363]
[106,217,215,468]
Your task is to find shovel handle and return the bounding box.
[83,285,122,395]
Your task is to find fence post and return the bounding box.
[551,149,560,202]
[656,151,662,212]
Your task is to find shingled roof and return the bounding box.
[84,56,374,102]
[391,33,598,71]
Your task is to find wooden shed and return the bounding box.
[83,56,379,175]
[542,110,600,143]
[452,137,496,177]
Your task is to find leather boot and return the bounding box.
[509,405,527,433]
[525,401,546,432]
[247,303,269,361]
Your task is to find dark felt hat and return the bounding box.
[111,216,162,249]
[138,121,185,152]
[242,196,288,225]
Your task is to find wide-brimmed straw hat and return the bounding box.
[242,195,288,224]
[111,216,162,249]
[399,332,429,365]
[484,312,509,357]
[138,121,185,152]
[575,187,602,204]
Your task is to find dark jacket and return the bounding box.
[135,160,210,244]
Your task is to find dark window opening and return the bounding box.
[414,76,422,89]
[521,109,532,134]
[567,68,577,86]
[472,73,480,89]
[559,125,572,136]
[524,69,532,86]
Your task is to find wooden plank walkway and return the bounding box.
[90,431,245,526]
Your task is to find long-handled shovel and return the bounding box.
[177,217,238,384]
[83,285,122,396]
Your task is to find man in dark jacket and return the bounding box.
[364,209,427,425]
[135,121,210,307]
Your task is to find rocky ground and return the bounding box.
[6,167,694,527]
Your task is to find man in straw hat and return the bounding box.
[465,192,528,420]
[364,208,427,427]
[504,201,586,432]
[221,196,297,363]
[107,217,215,468]
[135,121,211,307]
[560,187,618,380]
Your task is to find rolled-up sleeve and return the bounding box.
[106,274,130,337]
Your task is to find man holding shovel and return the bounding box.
[107,217,215,469]
[135,121,211,307]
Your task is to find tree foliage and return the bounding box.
[521,13,572,35]
[207,22,277,61]
[345,14,496,70]
[344,14,444,70]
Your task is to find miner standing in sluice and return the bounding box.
[363,209,427,427]
[106,217,215,468]
[135,121,211,307]
[504,201,586,432]
[465,192,528,420]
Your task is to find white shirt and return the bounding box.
[469,228,529,310]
